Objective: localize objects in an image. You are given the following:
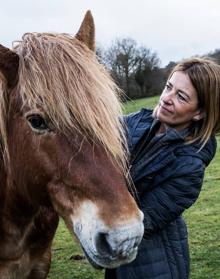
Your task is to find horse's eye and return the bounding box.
[27,115,48,131]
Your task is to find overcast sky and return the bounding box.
[1,0,220,67]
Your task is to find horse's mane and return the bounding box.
[0,32,127,170]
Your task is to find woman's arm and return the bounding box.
[139,156,205,236]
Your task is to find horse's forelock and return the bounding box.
[13,32,128,172]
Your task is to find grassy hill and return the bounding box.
[48,96,220,279]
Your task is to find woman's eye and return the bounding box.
[165,84,171,90]
[27,115,48,131]
[178,93,186,102]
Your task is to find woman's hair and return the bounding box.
[155,57,220,147]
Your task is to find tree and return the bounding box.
[207,49,220,64]
[98,37,165,99]
[104,38,139,97]
[134,47,161,96]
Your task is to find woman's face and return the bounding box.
[155,71,203,131]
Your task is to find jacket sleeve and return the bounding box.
[140,156,205,237]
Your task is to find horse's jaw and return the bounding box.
[71,200,144,269]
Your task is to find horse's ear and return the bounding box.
[75,10,95,52]
[0,44,19,88]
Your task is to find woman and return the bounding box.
[105,57,220,279]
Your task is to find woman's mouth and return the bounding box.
[159,104,173,114]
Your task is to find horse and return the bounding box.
[0,10,144,279]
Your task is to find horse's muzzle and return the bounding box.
[92,222,144,268]
[71,201,144,269]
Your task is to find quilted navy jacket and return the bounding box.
[105,108,216,279]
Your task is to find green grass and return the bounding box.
[48,96,220,279]
[123,96,159,114]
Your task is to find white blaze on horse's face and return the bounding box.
[71,200,144,268]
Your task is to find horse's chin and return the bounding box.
[81,242,138,269]
[81,247,103,269]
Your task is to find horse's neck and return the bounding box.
[0,168,58,261]
[0,169,36,257]
[0,166,7,217]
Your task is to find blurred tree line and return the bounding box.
[97,37,172,100]
[97,38,220,100]
[208,48,220,63]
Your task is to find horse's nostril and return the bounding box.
[95,232,115,256]
[94,231,141,259]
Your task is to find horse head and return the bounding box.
[0,11,144,274]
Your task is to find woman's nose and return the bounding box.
[162,92,173,105]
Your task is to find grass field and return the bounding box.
[48,96,220,279]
